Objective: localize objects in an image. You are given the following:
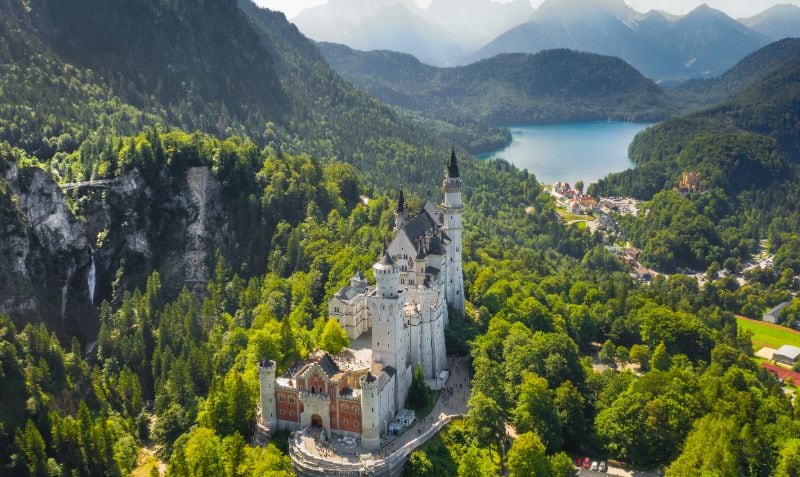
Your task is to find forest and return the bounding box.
[1,0,800,476]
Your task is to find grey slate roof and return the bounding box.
[775,345,800,360]
[335,286,365,301]
[318,354,341,378]
[378,251,395,267]
[447,147,460,178]
[402,211,438,246]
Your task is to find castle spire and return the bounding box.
[447,145,460,179]
[397,187,405,213]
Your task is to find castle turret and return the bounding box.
[368,251,410,412]
[442,147,465,315]
[258,360,277,430]
[359,372,381,451]
[394,188,407,231]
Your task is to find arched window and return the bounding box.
[279,395,285,402]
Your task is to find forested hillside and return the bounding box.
[1,0,799,476]
[592,41,800,274]
[320,43,677,125]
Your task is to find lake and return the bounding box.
[478,122,655,186]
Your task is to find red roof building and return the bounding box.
[761,362,800,384]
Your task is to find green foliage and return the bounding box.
[512,372,562,452]
[776,439,800,477]
[405,450,435,477]
[457,446,497,477]
[407,364,433,412]
[318,318,349,355]
[665,416,742,477]
[507,432,550,477]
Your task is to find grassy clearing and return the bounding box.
[132,452,160,477]
[556,208,593,222]
[736,316,800,350]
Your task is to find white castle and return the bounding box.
[258,149,465,451]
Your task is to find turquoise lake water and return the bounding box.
[478,122,655,186]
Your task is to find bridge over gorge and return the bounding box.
[60,179,119,191]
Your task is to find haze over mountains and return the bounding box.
[292,0,534,65]
[292,0,800,81]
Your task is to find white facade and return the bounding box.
[261,150,466,452]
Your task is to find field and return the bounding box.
[555,208,594,223]
[736,315,800,350]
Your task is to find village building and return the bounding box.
[763,302,790,324]
[773,345,800,366]
[258,149,466,451]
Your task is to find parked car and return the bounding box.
[599,461,607,472]
[583,458,591,469]
[591,461,599,471]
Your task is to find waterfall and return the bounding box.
[62,260,76,319]
[88,248,96,305]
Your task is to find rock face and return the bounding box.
[0,162,229,342]
[0,163,94,340]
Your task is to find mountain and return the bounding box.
[740,4,800,40]
[0,0,503,338]
[291,0,534,65]
[594,39,800,200]
[677,38,800,103]
[292,0,467,65]
[470,0,771,81]
[320,43,677,124]
[662,4,772,77]
[423,0,534,47]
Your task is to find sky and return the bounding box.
[255,0,800,19]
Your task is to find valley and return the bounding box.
[1,0,800,476]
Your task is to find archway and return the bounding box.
[311,414,323,428]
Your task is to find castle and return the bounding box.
[258,149,465,451]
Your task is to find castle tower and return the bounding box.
[359,373,381,451]
[368,251,410,412]
[394,188,407,231]
[258,360,277,430]
[442,147,466,315]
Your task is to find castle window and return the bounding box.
[342,404,349,412]
[344,419,348,425]
[290,411,294,417]
[279,409,284,416]
[354,408,359,414]
[311,386,316,394]
[355,421,359,427]
[279,395,285,402]
[289,397,295,404]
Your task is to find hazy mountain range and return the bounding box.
[292,0,534,65]
[292,0,800,81]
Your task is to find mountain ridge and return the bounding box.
[319,42,677,125]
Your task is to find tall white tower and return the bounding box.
[367,251,410,411]
[359,373,381,451]
[258,360,277,430]
[442,147,466,315]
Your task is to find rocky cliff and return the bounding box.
[0,161,229,343]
